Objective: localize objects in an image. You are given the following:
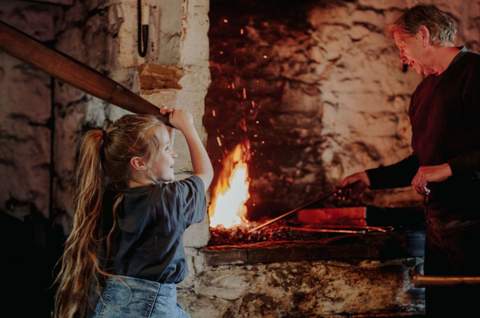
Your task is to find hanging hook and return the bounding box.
[137,0,149,57]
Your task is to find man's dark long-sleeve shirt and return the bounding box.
[367,47,480,209]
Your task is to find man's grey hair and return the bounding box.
[389,5,457,46]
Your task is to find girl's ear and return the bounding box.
[130,156,147,171]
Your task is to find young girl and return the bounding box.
[54,108,213,318]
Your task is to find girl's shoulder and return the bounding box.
[144,176,206,219]
[153,175,205,199]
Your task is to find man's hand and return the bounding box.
[411,163,452,195]
[340,171,371,188]
[338,171,370,200]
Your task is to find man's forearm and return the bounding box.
[366,154,420,189]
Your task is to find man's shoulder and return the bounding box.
[459,51,480,81]
[465,49,480,58]
[462,50,480,66]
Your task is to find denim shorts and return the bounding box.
[89,275,190,318]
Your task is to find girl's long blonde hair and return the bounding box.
[54,114,168,318]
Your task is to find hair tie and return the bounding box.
[102,129,108,142]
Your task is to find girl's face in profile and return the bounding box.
[148,126,176,182]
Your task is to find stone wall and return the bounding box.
[0,1,62,219]
[0,0,116,225]
[52,0,114,231]
[205,0,480,220]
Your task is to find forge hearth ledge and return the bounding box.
[177,229,425,316]
[201,229,424,266]
[177,256,424,317]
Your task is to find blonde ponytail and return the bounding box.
[54,129,108,318]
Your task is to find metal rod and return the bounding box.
[0,20,170,125]
[285,227,366,234]
[248,187,340,233]
[413,274,480,287]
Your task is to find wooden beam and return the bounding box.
[0,20,171,126]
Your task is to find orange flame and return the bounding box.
[209,140,251,228]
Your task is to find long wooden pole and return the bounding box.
[413,274,480,287]
[0,20,170,125]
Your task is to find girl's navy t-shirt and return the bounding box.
[101,175,206,284]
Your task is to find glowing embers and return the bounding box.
[209,140,251,228]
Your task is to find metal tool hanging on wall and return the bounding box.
[137,0,149,57]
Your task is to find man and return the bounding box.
[341,5,480,317]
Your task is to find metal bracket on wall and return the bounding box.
[137,0,149,57]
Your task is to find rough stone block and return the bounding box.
[179,258,424,317]
[183,214,210,248]
[138,63,183,91]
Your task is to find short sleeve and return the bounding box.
[170,175,207,227]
